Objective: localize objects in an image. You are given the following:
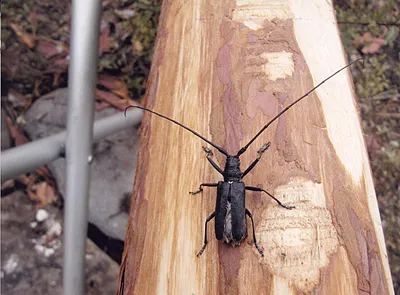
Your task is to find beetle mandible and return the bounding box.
[125,58,363,257]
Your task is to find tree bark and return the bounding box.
[117,1,393,294]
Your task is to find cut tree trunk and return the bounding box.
[117,1,394,294]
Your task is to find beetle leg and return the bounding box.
[197,212,216,257]
[202,146,224,175]
[245,209,264,257]
[241,142,271,179]
[245,186,295,209]
[190,183,218,195]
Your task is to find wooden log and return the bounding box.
[118,0,394,294]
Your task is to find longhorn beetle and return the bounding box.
[125,58,363,257]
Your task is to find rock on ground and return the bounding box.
[24,88,140,241]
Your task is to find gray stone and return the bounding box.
[24,88,139,240]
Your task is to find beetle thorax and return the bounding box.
[223,156,242,182]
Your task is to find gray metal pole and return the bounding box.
[64,1,102,294]
[1,109,143,181]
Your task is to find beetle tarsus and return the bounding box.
[281,204,295,210]
[202,146,213,156]
[246,208,264,257]
[197,212,216,257]
[196,243,207,257]
[190,188,203,195]
[257,142,271,159]
[255,243,264,257]
[190,183,218,195]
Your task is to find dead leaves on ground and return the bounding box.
[96,75,139,110]
[27,181,57,208]
[9,23,36,48]
[20,173,57,208]
[6,117,29,147]
[3,1,152,107]
[7,89,32,110]
[353,32,388,54]
[3,116,58,207]
[5,22,137,112]
[36,38,69,58]
[1,167,58,208]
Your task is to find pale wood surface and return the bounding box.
[117,0,393,294]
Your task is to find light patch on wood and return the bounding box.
[232,0,292,30]
[245,52,294,81]
[290,0,363,183]
[272,276,295,295]
[174,217,201,294]
[290,1,393,292]
[334,247,359,294]
[157,225,174,293]
[263,52,294,81]
[258,178,338,292]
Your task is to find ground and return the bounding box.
[1,191,119,294]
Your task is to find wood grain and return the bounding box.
[117,0,394,294]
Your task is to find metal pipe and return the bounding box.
[64,1,102,294]
[1,109,143,181]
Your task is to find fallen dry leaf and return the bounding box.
[37,39,68,58]
[33,79,41,97]
[99,26,115,53]
[1,179,15,190]
[52,58,70,74]
[376,112,400,119]
[353,32,387,54]
[95,89,137,110]
[36,182,56,207]
[52,73,61,87]
[8,89,31,109]
[95,101,111,111]
[27,189,39,203]
[361,38,387,54]
[6,117,29,146]
[35,166,52,179]
[54,58,69,68]
[26,181,56,207]
[365,134,381,156]
[9,23,36,48]
[132,40,144,56]
[27,10,39,35]
[114,8,135,19]
[353,32,372,46]
[18,174,36,187]
[98,75,130,100]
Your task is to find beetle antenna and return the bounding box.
[236,57,363,156]
[125,106,229,156]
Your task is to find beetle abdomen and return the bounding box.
[215,182,228,240]
[215,181,247,245]
[230,182,246,242]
